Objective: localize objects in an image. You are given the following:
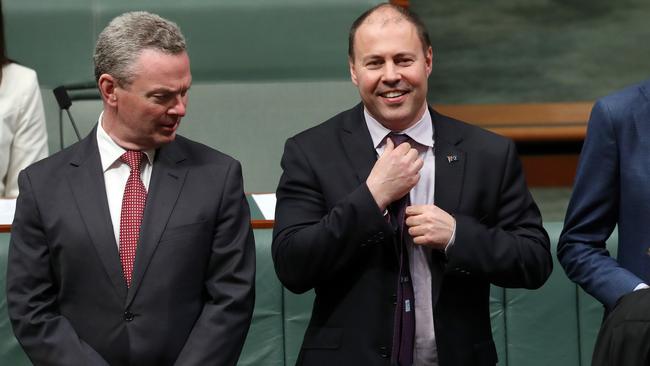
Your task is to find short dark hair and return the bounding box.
[348,3,431,60]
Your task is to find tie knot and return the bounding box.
[388,132,411,146]
[120,150,144,172]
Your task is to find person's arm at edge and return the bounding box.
[557,99,644,309]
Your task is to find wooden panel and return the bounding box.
[521,154,580,187]
[434,102,593,142]
[390,0,410,8]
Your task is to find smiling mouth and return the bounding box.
[379,90,408,98]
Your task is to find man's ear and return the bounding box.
[98,74,118,106]
[425,46,433,77]
[349,57,359,86]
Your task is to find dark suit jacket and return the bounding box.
[6,128,256,366]
[558,80,650,310]
[591,288,650,366]
[272,103,551,366]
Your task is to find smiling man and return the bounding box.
[6,11,255,366]
[272,3,552,366]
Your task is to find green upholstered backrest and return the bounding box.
[238,229,285,366]
[5,0,383,194]
[3,0,382,87]
[39,81,362,194]
[0,233,31,365]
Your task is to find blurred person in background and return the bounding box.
[0,0,48,198]
[558,80,650,366]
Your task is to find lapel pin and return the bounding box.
[447,155,458,163]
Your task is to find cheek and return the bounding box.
[358,76,378,94]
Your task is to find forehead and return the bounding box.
[130,49,192,87]
[354,9,421,54]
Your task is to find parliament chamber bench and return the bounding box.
[0,195,613,366]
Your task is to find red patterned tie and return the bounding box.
[119,151,147,287]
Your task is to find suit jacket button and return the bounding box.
[124,311,134,322]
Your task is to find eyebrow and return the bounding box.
[361,52,416,61]
[146,86,190,96]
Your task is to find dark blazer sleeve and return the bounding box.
[173,160,255,366]
[445,139,552,289]
[272,137,392,294]
[557,99,643,309]
[6,171,110,366]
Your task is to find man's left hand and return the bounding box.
[405,205,455,250]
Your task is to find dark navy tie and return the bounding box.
[387,133,415,366]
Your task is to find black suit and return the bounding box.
[591,288,650,366]
[272,103,551,366]
[6,128,255,366]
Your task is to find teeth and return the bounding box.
[382,91,406,98]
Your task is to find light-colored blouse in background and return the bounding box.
[0,63,48,198]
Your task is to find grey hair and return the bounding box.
[93,11,186,85]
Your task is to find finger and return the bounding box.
[412,235,432,246]
[408,226,426,237]
[405,205,426,216]
[405,215,420,227]
[393,141,412,154]
[404,147,419,162]
[383,137,395,154]
[412,156,424,172]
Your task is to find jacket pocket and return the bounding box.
[159,220,210,243]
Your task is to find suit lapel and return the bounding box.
[340,103,377,183]
[67,129,127,300]
[432,109,465,214]
[126,140,188,305]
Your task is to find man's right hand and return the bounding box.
[366,137,423,211]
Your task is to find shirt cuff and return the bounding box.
[444,217,457,253]
[634,283,649,291]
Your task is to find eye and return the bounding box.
[396,58,414,66]
[152,93,173,103]
[365,60,383,70]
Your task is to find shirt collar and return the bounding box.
[364,106,434,149]
[96,111,156,172]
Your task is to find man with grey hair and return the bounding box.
[6,11,255,366]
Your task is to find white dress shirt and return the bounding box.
[96,115,155,247]
[0,63,48,197]
[365,107,441,366]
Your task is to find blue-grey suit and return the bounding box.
[558,80,650,310]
